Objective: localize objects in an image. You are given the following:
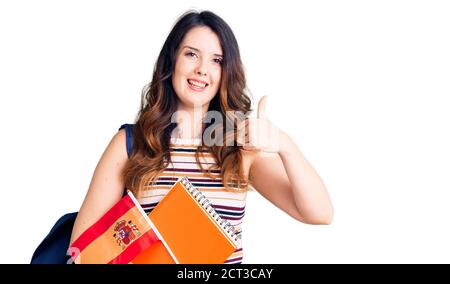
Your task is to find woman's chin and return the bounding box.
[179,98,209,109]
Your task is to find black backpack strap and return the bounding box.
[119,124,135,197]
[119,124,134,158]
[30,212,78,264]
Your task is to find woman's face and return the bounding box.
[172,26,223,110]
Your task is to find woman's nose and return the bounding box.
[196,69,206,76]
[195,60,207,76]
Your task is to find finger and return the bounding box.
[243,142,257,151]
[236,123,248,143]
[257,95,268,119]
[243,130,258,150]
[238,135,252,147]
[236,136,245,146]
[237,119,248,132]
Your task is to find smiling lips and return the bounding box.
[187,78,209,92]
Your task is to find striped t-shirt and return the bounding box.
[137,137,247,264]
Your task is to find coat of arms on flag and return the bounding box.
[69,191,159,264]
[113,219,142,249]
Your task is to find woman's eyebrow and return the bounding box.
[183,45,223,57]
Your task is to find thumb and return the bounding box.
[257,96,268,119]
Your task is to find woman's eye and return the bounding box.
[186,52,197,58]
[214,58,223,65]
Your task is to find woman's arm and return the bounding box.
[69,129,129,244]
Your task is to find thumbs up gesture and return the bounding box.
[237,96,283,153]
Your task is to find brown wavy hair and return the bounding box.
[122,10,252,199]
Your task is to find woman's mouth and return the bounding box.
[187,79,209,92]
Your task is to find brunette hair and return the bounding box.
[122,10,252,198]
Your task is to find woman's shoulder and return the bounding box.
[112,128,128,155]
[94,128,129,168]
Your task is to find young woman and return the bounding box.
[70,10,333,264]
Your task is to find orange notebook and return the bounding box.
[131,176,240,264]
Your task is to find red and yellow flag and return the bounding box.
[69,191,160,264]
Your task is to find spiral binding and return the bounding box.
[180,176,241,243]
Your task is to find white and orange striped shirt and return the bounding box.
[138,138,247,264]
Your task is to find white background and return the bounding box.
[1,0,449,264]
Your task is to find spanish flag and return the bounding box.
[69,191,160,264]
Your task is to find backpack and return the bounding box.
[30,124,134,264]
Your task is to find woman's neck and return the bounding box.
[172,103,209,139]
